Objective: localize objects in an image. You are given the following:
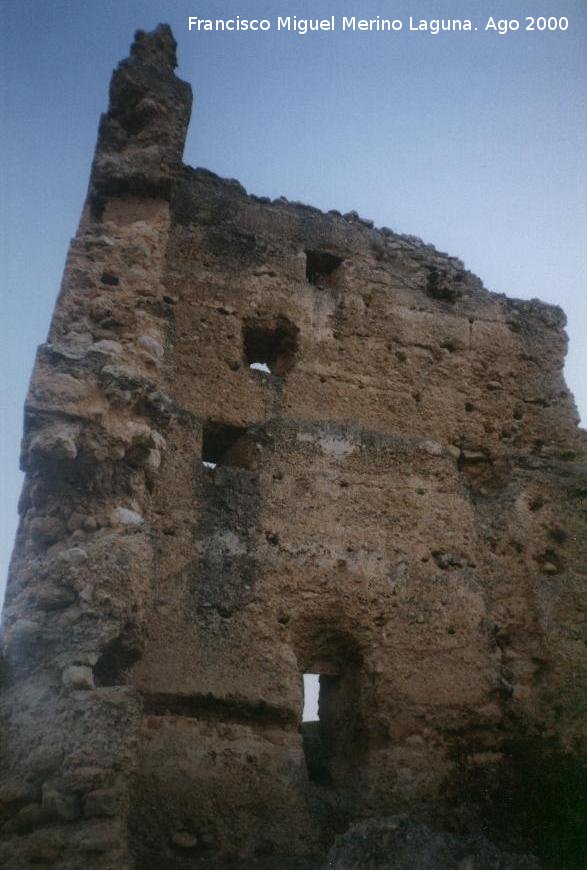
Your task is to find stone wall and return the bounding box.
[1,24,585,869]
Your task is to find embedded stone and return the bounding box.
[171,830,199,850]
[28,424,79,461]
[101,362,151,391]
[84,788,120,818]
[42,782,80,821]
[89,339,123,356]
[27,830,66,864]
[138,333,164,360]
[36,585,77,611]
[77,823,118,853]
[59,546,89,565]
[5,618,41,648]
[28,746,64,777]
[0,781,32,808]
[83,516,99,532]
[3,803,46,834]
[420,439,443,456]
[110,507,145,526]
[29,515,65,545]
[146,448,161,473]
[62,665,94,691]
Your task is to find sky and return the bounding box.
[1,0,585,621]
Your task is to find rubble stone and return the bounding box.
[62,666,94,691]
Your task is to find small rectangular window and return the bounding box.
[300,656,363,788]
[305,249,344,286]
[301,672,332,785]
[201,422,248,468]
[303,673,320,722]
[243,317,298,376]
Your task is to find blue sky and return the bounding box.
[1,0,585,604]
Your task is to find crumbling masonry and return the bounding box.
[1,25,585,870]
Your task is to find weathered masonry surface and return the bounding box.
[1,24,585,870]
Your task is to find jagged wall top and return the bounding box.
[89,24,192,203]
[130,24,179,70]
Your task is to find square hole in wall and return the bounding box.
[201,421,248,468]
[305,249,344,287]
[243,317,299,376]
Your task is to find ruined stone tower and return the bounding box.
[1,25,585,870]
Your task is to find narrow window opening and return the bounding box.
[305,249,344,287]
[299,643,364,789]
[303,673,320,722]
[301,672,336,785]
[201,421,249,469]
[243,318,299,376]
